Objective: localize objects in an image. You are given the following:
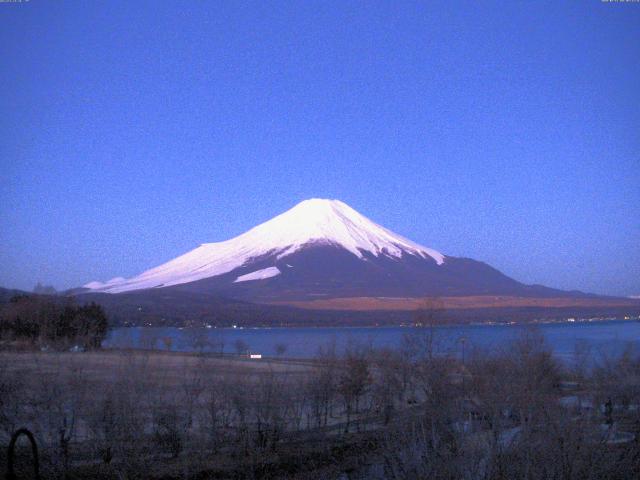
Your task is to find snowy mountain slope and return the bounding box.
[234,266,281,283]
[84,199,445,294]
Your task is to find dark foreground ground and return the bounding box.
[2,334,640,479]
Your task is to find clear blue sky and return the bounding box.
[1,1,638,296]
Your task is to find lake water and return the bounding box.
[104,320,640,363]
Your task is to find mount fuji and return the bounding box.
[83,199,575,302]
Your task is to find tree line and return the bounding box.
[0,295,109,350]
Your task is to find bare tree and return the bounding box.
[209,330,225,356]
[161,336,173,351]
[186,328,211,354]
[404,297,445,361]
[139,327,160,350]
[234,339,249,355]
[338,348,371,433]
[274,342,288,357]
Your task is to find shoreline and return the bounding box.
[113,315,640,331]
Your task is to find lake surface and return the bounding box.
[104,320,640,362]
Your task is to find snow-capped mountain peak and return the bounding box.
[253,198,444,262]
[84,198,444,293]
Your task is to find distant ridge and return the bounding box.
[0,286,29,304]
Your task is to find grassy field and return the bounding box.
[1,349,313,380]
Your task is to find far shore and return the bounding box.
[112,315,640,331]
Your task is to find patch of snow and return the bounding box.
[85,199,445,293]
[82,277,126,289]
[234,267,281,283]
